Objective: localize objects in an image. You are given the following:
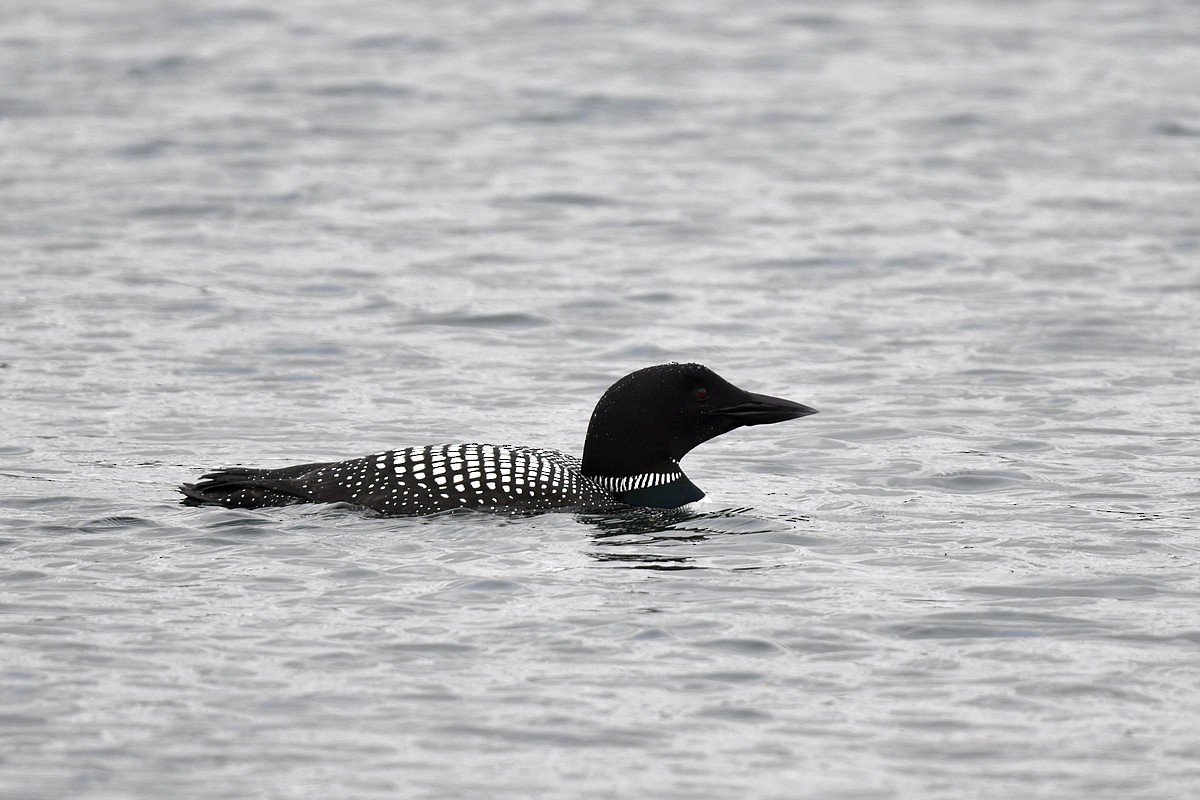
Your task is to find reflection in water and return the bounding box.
[580,507,807,570]
[590,550,698,570]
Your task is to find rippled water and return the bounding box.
[3,1,1200,798]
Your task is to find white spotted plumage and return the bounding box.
[294,443,614,515]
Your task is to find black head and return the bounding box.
[581,363,817,479]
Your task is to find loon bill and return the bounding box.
[179,362,817,516]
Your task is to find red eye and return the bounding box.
[695,387,708,401]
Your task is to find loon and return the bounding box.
[179,363,817,516]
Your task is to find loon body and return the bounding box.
[179,363,817,516]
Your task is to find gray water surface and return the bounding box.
[3,1,1200,798]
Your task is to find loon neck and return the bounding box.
[587,460,706,509]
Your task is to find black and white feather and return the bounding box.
[181,444,617,515]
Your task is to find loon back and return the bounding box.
[179,363,817,516]
[180,444,616,515]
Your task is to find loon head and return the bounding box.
[581,363,817,508]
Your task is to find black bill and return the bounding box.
[708,391,818,426]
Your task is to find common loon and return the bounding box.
[179,363,817,516]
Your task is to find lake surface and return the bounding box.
[2,1,1199,797]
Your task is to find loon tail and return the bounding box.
[179,462,327,509]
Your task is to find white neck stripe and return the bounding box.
[593,471,683,494]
